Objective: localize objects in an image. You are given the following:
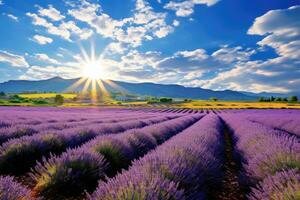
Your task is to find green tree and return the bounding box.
[159,98,172,103]
[270,96,275,102]
[275,97,282,102]
[210,97,218,102]
[54,94,64,105]
[290,96,298,102]
[259,97,265,102]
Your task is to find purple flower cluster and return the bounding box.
[0,115,173,175]
[90,114,223,200]
[31,148,106,199]
[89,167,185,200]
[221,113,300,197]
[0,175,32,200]
[30,115,201,199]
[0,125,38,145]
[227,109,300,137]
[249,169,300,200]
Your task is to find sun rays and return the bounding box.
[64,43,125,104]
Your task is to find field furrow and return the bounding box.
[220,113,300,199]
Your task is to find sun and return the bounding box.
[65,43,125,104]
[83,60,103,80]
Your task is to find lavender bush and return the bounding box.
[0,175,32,200]
[248,169,300,200]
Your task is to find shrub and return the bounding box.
[54,94,64,105]
[159,98,173,103]
[33,100,48,104]
[90,137,134,176]
[31,149,106,199]
[290,96,298,102]
[210,97,218,102]
[0,134,66,175]
[125,131,157,158]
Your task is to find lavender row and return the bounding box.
[245,114,300,137]
[89,114,224,200]
[0,106,163,127]
[0,114,164,145]
[30,114,202,199]
[0,115,174,176]
[0,111,159,129]
[221,114,300,199]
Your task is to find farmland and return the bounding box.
[0,106,299,200]
[19,93,77,99]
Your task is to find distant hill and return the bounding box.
[0,77,260,100]
[240,91,287,98]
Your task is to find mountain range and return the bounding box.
[0,77,291,101]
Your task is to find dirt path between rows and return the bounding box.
[217,124,246,200]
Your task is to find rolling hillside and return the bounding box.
[0,77,258,100]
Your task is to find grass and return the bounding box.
[19,93,77,99]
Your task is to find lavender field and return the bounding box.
[0,107,299,200]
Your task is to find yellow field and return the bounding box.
[19,93,77,99]
[119,100,300,109]
[171,100,300,109]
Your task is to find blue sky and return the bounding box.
[0,0,299,93]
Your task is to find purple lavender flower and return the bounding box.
[0,175,32,200]
[89,167,184,200]
[31,148,106,199]
[248,169,300,200]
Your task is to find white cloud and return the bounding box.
[20,65,80,80]
[27,11,93,41]
[0,0,3,5]
[248,6,300,59]
[37,5,65,21]
[176,49,208,60]
[164,0,220,17]
[173,20,180,27]
[204,5,300,93]
[105,44,299,93]
[26,12,71,41]
[154,26,174,38]
[60,21,93,40]
[34,53,60,64]
[32,35,53,45]
[6,14,18,21]
[0,50,29,68]
[104,42,128,55]
[212,45,255,63]
[157,48,222,73]
[68,0,175,48]
[198,55,300,93]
